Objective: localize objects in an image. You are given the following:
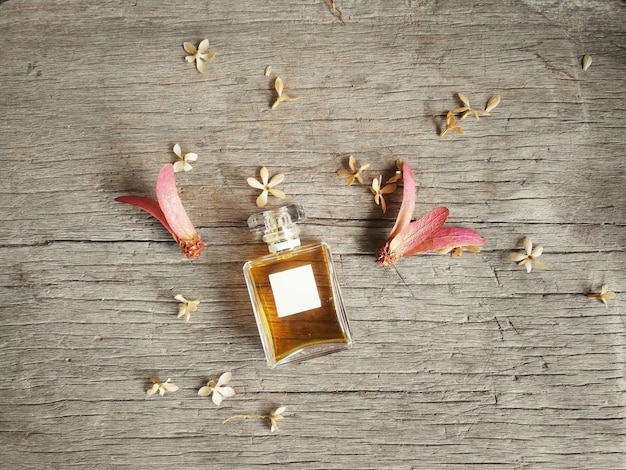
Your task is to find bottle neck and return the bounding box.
[267,237,301,253]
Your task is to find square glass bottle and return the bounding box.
[243,205,353,367]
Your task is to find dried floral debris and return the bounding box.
[223,405,287,433]
[337,155,370,186]
[247,167,286,207]
[115,164,204,259]
[454,93,490,120]
[271,77,298,109]
[586,284,616,308]
[264,65,272,76]
[370,175,397,214]
[146,377,179,396]
[582,54,592,71]
[172,143,198,172]
[440,93,501,137]
[198,371,236,406]
[485,94,501,113]
[440,111,463,137]
[507,237,548,273]
[327,0,345,24]
[183,39,215,73]
[386,160,404,184]
[175,294,200,323]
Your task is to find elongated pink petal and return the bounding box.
[387,162,416,242]
[390,206,449,257]
[155,164,203,259]
[115,195,175,238]
[408,227,486,254]
[156,164,196,240]
[377,206,449,266]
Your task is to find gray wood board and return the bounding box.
[1,0,624,468]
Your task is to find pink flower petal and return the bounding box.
[408,227,486,254]
[156,164,196,240]
[115,195,175,238]
[156,164,204,259]
[390,206,450,258]
[387,162,416,242]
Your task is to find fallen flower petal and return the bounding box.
[198,371,235,406]
[271,77,298,109]
[440,111,463,137]
[222,405,286,433]
[115,164,204,259]
[370,175,397,213]
[507,236,548,273]
[586,284,616,308]
[485,94,501,113]
[175,294,200,323]
[172,143,198,172]
[337,155,370,186]
[147,377,179,396]
[183,39,215,73]
[247,167,286,207]
[411,227,486,255]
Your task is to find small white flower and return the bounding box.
[268,406,286,432]
[175,294,200,323]
[222,405,287,433]
[586,284,616,308]
[146,377,179,396]
[198,371,235,406]
[172,143,198,172]
[247,167,285,207]
[507,236,549,273]
[183,39,215,73]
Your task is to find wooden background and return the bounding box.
[1,0,624,468]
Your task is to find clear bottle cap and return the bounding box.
[247,204,306,253]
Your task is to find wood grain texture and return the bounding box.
[0,0,624,468]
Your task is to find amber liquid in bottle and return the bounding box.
[243,205,353,367]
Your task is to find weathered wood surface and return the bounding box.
[1,0,625,468]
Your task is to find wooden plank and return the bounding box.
[0,0,624,468]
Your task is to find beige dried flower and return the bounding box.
[174,294,200,323]
[183,39,215,73]
[440,111,463,137]
[337,155,370,186]
[586,284,616,308]
[436,245,482,256]
[370,175,397,214]
[172,144,198,172]
[454,93,490,120]
[247,167,286,207]
[146,377,179,396]
[386,160,404,184]
[271,77,298,109]
[223,405,287,433]
[198,372,236,406]
[507,236,549,273]
[582,54,592,71]
[485,94,501,113]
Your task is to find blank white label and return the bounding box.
[269,264,322,318]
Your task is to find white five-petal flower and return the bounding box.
[507,236,549,273]
[146,377,179,396]
[172,144,198,172]
[198,371,236,406]
[183,39,215,73]
[247,167,285,207]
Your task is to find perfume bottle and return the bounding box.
[243,205,353,368]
